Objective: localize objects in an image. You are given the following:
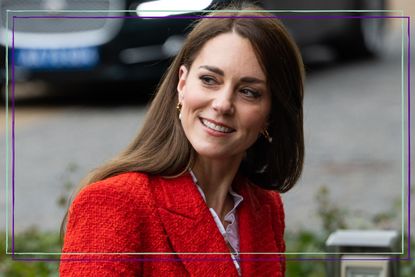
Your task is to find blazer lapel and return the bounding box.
[153,173,239,277]
[237,182,282,276]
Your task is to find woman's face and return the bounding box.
[177,32,271,161]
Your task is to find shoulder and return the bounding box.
[244,181,286,246]
[63,172,154,253]
[67,172,155,228]
[78,171,151,196]
[72,172,151,208]
[240,180,285,225]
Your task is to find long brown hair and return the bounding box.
[61,3,304,236]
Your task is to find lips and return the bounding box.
[199,117,235,133]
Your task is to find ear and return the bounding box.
[177,65,188,102]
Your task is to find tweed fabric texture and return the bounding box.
[60,172,285,276]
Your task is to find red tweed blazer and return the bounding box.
[60,172,286,276]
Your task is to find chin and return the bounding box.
[195,150,226,159]
[194,145,243,161]
[193,146,228,159]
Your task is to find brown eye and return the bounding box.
[200,75,217,85]
[240,88,261,99]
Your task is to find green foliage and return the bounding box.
[400,230,415,276]
[315,186,348,236]
[56,162,78,209]
[285,230,326,276]
[0,163,77,276]
[0,229,60,276]
[285,185,342,276]
[285,185,414,276]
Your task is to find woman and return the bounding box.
[60,3,304,277]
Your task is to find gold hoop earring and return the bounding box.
[262,129,272,143]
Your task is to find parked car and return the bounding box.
[0,0,387,91]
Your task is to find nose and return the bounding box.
[211,86,235,115]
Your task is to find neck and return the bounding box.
[192,154,243,219]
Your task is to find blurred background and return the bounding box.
[0,0,414,275]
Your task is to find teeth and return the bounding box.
[201,119,233,133]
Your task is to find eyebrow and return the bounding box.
[199,65,266,84]
[199,65,224,76]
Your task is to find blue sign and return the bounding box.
[14,47,99,69]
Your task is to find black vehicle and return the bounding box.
[0,0,387,89]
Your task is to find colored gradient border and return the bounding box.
[3,10,411,262]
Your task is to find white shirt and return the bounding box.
[189,170,244,276]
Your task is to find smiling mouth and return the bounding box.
[200,118,235,133]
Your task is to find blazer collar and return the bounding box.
[153,173,239,276]
[152,173,282,276]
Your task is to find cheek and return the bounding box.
[242,107,269,133]
[182,85,207,114]
[247,122,266,144]
[239,115,267,151]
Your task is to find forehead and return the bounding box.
[191,32,266,80]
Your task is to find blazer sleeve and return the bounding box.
[60,174,149,276]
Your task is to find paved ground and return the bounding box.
[284,44,410,234]
[0,22,413,254]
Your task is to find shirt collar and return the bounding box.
[189,169,244,209]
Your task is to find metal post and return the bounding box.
[325,230,400,277]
